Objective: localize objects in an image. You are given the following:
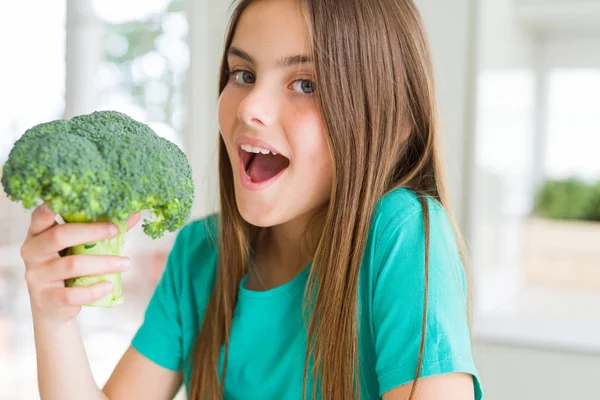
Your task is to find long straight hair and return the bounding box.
[189,0,470,399]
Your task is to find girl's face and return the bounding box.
[218,0,333,228]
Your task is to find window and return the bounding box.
[471,70,536,313]
[471,2,600,351]
[95,0,188,149]
[545,69,600,180]
[0,2,66,164]
[0,3,67,397]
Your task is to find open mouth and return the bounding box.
[239,147,290,184]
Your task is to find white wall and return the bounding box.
[478,0,535,71]
[412,0,479,233]
[474,342,600,399]
[543,34,600,67]
[186,0,231,219]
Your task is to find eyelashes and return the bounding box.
[228,68,316,97]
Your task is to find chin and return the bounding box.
[242,215,275,228]
[238,210,282,228]
[234,191,280,228]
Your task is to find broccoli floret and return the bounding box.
[1,111,195,307]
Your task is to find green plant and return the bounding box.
[533,178,600,221]
[588,181,600,220]
[1,110,194,306]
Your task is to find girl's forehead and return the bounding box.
[231,0,311,61]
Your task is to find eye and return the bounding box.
[292,79,316,95]
[232,70,255,84]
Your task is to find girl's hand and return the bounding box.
[20,203,141,324]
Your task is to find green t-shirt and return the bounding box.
[132,187,483,399]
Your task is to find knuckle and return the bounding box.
[62,290,77,306]
[64,255,79,276]
[104,223,117,238]
[19,242,29,261]
[49,226,64,245]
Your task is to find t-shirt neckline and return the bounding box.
[238,262,312,299]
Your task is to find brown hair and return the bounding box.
[189,0,469,399]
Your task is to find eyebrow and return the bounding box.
[227,46,313,68]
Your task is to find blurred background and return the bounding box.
[0,0,598,399]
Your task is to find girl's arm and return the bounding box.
[369,196,482,398]
[102,346,182,400]
[382,373,474,400]
[34,316,182,400]
[34,317,107,400]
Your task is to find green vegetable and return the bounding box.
[1,111,194,307]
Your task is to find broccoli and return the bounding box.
[1,110,194,307]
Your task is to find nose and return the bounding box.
[237,83,277,128]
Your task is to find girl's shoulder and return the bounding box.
[374,186,445,219]
[365,186,463,290]
[370,187,450,245]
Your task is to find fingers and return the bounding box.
[28,203,58,237]
[44,281,115,308]
[126,212,142,232]
[24,205,140,264]
[22,207,140,320]
[31,255,131,283]
[22,222,119,264]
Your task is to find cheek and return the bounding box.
[288,108,332,183]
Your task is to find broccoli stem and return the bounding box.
[61,212,128,307]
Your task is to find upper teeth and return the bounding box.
[240,144,278,155]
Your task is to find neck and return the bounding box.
[249,210,324,290]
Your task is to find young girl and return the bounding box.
[23,0,483,399]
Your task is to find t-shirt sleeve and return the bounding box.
[131,224,190,371]
[372,205,482,398]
